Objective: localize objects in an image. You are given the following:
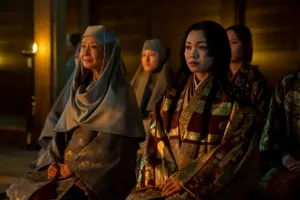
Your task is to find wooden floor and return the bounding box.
[0,113,37,198]
[0,145,37,196]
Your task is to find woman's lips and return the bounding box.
[189,61,199,66]
[83,59,93,63]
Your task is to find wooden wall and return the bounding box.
[66,0,81,34]
[89,0,236,78]
[246,0,300,84]
[0,0,33,114]
[90,0,300,83]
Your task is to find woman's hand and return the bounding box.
[282,153,297,170]
[159,178,182,197]
[288,160,300,172]
[58,163,73,179]
[47,162,59,181]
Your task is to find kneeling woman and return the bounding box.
[7,25,145,200]
[126,21,260,200]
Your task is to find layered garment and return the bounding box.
[127,75,260,200]
[259,70,300,200]
[229,64,270,133]
[131,64,173,133]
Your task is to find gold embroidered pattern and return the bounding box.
[162,98,172,111]
[211,102,232,116]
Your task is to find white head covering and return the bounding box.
[55,25,145,138]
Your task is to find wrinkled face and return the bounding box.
[80,36,104,72]
[184,30,214,73]
[227,29,243,62]
[141,50,159,72]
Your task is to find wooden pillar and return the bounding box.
[33,0,66,146]
[89,0,100,25]
[33,0,52,146]
[53,0,67,98]
[234,0,246,24]
[79,0,90,34]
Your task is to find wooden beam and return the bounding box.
[33,0,53,146]
[33,0,66,146]
[235,0,246,24]
[53,0,67,98]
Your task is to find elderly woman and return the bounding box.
[7,25,145,200]
[131,39,173,159]
[126,21,260,200]
[226,24,269,133]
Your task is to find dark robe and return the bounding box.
[229,64,270,134]
[260,69,300,200]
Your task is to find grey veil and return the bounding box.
[55,26,145,138]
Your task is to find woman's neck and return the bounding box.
[230,62,242,76]
[194,71,210,83]
[91,69,100,80]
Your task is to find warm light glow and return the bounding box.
[32,43,38,53]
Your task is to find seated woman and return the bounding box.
[126,21,260,200]
[260,69,300,200]
[7,25,145,200]
[226,24,269,131]
[131,39,173,158]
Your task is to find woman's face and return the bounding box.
[141,50,159,72]
[80,36,104,71]
[184,30,213,73]
[227,29,243,62]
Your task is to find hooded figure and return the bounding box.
[7,25,145,200]
[131,39,173,134]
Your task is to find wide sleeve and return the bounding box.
[38,73,73,148]
[68,132,140,199]
[252,75,270,117]
[174,104,258,199]
[259,81,287,153]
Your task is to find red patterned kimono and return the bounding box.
[127,75,260,200]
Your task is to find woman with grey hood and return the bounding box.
[7,25,145,200]
[131,39,174,157]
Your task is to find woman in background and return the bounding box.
[226,24,269,132]
[131,39,173,135]
[131,39,173,163]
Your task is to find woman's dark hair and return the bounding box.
[173,21,231,89]
[167,21,251,138]
[226,24,253,63]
